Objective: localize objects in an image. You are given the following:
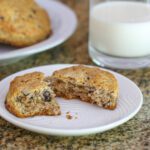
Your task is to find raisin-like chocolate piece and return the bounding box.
[32,9,36,14]
[43,91,51,102]
[29,14,33,18]
[0,16,4,20]
[87,77,90,80]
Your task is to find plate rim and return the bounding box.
[0,0,77,60]
[0,64,143,136]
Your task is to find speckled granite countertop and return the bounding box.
[0,0,150,149]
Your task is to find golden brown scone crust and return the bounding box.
[52,65,118,95]
[6,72,61,118]
[51,65,118,110]
[6,72,45,99]
[0,0,51,47]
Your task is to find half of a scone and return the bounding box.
[49,65,118,110]
[5,72,60,118]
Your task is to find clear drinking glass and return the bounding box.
[89,0,150,69]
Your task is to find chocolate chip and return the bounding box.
[16,96,22,102]
[88,90,93,94]
[38,24,42,29]
[32,9,36,14]
[0,16,4,20]
[29,14,33,18]
[43,91,51,102]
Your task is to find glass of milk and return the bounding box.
[89,0,150,69]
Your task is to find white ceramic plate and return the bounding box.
[0,64,143,136]
[0,0,77,65]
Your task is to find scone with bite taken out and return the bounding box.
[5,72,60,118]
[49,65,118,110]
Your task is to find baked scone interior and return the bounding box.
[6,72,60,118]
[12,86,58,116]
[48,66,118,110]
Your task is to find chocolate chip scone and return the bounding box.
[49,65,118,110]
[5,72,60,118]
[0,0,51,47]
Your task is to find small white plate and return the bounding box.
[0,64,143,136]
[0,0,77,65]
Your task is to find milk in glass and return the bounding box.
[90,1,150,57]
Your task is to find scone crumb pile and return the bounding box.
[65,112,78,120]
